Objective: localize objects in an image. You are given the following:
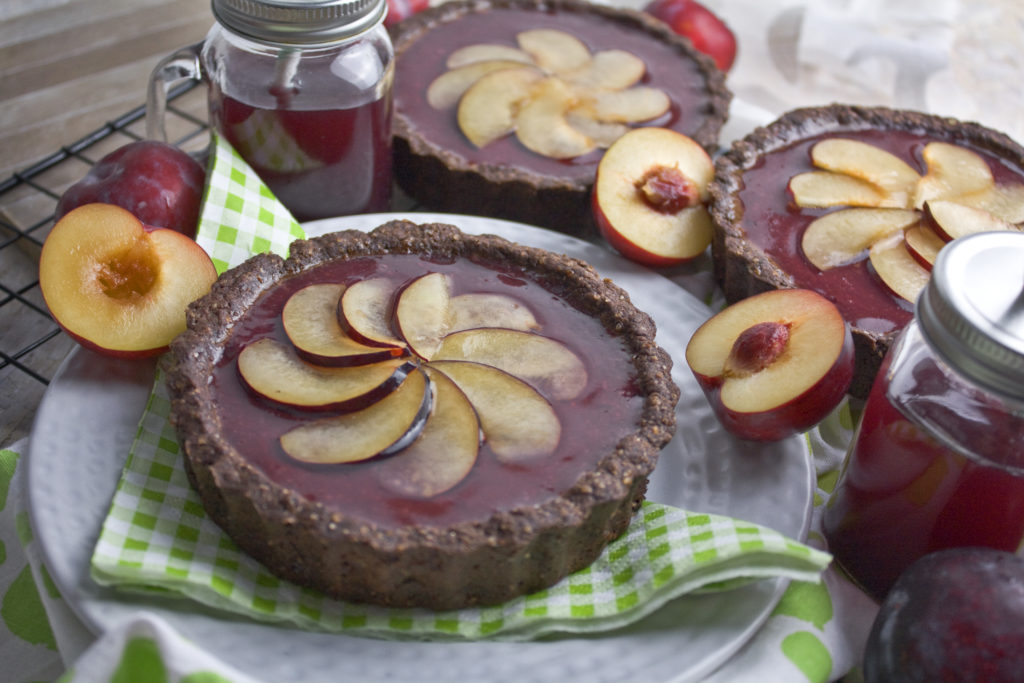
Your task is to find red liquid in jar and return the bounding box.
[823,352,1024,601]
[210,89,392,222]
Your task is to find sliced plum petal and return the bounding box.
[789,171,893,209]
[339,277,404,348]
[433,327,587,401]
[870,232,931,303]
[514,78,596,159]
[238,337,410,411]
[924,199,1021,241]
[563,49,645,90]
[811,138,920,206]
[426,60,535,110]
[516,28,591,73]
[283,283,406,366]
[280,368,431,464]
[446,43,534,69]
[457,66,543,148]
[801,208,920,271]
[913,141,994,209]
[375,368,480,498]
[431,360,560,462]
[393,272,452,360]
[448,293,539,333]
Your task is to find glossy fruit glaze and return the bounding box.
[395,5,715,181]
[212,253,645,529]
[736,129,1024,336]
[823,350,1024,601]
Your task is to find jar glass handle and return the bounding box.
[146,42,204,142]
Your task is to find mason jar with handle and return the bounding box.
[148,0,394,222]
[823,230,1024,601]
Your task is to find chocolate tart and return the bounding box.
[164,220,678,610]
[708,104,1024,398]
[390,0,731,239]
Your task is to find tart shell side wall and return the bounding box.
[164,220,679,609]
[707,103,1024,400]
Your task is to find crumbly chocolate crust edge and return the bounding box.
[164,219,680,610]
[388,0,732,238]
[706,103,1024,399]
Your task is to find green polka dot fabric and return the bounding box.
[55,614,259,683]
[86,134,831,642]
[1,448,66,683]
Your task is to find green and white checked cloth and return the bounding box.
[89,132,831,641]
[199,131,304,274]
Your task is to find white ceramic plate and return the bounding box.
[28,212,814,683]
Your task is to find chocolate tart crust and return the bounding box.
[164,220,679,610]
[389,0,732,240]
[708,104,1024,399]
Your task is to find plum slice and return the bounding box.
[283,283,407,366]
[434,328,586,401]
[280,368,431,464]
[789,171,893,209]
[338,277,404,348]
[810,138,920,205]
[432,360,560,462]
[801,208,919,271]
[393,272,452,360]
[375,368,480,497]
[448,293,539,333]
[869,232,931,303]
[913,141,994,209]
[903,224,946,270]
[923,199,1021,241]
[237,338,411,411]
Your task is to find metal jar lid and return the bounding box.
[917,230,1024,401]
[212,0,387,45]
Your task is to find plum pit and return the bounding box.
[96,242,159,300]
[724,321,791,378]
[635,165,700,214]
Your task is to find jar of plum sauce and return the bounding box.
[823,231,1024,602]
[149,0,394,222]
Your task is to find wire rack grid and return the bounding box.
[0,82,210,447]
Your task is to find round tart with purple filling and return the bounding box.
[390,0,731,238]
[164,220,678,610]
[709,104,1024,398]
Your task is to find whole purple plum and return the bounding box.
[863,547,1024,682]
[56,140,206,238]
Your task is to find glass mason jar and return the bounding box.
[823,231,1024,602]
[148,0,394,222]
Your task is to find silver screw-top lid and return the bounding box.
[212,0,387,44]
[917,230,1024,401]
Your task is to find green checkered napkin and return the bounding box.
[89,132,831,641]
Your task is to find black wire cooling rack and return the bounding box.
[0,81,209,444]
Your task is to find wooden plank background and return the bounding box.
[0,0,212,448]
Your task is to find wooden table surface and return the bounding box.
[1,0,213,448]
